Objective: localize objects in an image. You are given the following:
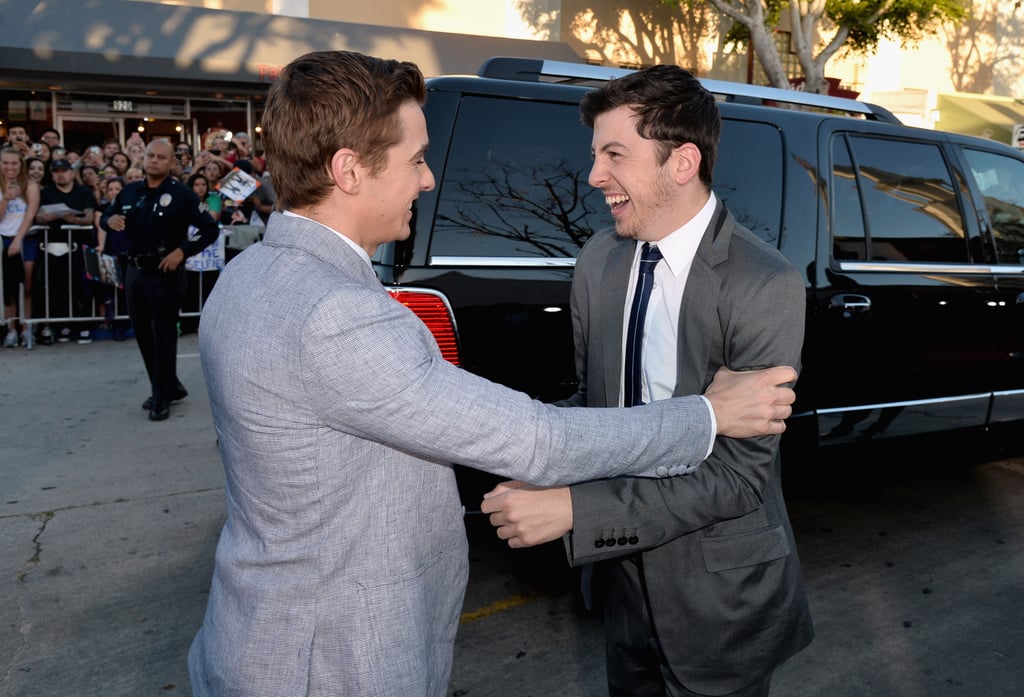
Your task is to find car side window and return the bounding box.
[714,119,784,246]
[830,136,868,260]
[429,96,609,259]
[962,148,1024,265]
[831,134,968,263]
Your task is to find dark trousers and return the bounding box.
[37,250,88,320]
[125,264,185,403]
[604,557,772,697]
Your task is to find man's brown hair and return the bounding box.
[262,50,426,211]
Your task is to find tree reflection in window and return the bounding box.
[431,97,610,259]
[433,154,608,258]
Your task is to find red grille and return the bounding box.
[388,290,461,366]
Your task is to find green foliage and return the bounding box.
[660,0,969,55]
[832,0,969,52]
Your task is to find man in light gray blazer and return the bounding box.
[483,66,813,696]
[187,51,798,697]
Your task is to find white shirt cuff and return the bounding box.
[699,395,716,458]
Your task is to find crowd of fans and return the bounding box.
[0,123,276,349]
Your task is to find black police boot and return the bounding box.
[149,401,171,421]
[142,383,189,410]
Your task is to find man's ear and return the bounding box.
[671,142,702,186]
[330,148,360,194]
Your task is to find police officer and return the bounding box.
[100,140,219,421]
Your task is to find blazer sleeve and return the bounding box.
[566,258,805,565]
[297,281,714,486]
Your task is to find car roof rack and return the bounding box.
[478,56,900,123]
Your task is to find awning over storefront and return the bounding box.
[935,92,1024,147]
[0,0,582,94]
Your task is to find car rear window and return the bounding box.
[962,147,1024,265]
[429,96,610,260]
[714,119,785,247]
[831,134,968,263]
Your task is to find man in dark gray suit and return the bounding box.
[483,66,814,696]
[188,52,799,697]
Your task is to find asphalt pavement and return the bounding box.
[2,335,1023,696]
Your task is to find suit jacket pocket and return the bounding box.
[700,524,790,573]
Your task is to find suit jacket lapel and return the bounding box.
[676,202,731,395]
[599,238,636,406]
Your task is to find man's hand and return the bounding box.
[106,214,126,232]
[480,481,573,549]
[159,248,186,272]
[705,366,797,438]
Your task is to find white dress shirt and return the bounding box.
[621,193,719,450]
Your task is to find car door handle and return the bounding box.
[829,293,872,315]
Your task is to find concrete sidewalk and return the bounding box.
[1,334,223,696]
[4,335,1023,697]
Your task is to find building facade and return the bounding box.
[0,0,576,152]
[3,0,1023,151]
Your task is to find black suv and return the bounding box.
[374,57,1024,472]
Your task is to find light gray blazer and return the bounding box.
[188,212,716,696]
[563,203,814,694]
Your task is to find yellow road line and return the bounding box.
[460,591,542,624]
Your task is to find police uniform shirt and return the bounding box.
[104,176,219,259]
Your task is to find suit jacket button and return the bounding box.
[605,537,616,547]
[628,535,639,545]
[668,466,678,475]
[595,538,605,548]
[655,466,668,476]
[617,536,627,546]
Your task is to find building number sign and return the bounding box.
[111,99,136,113]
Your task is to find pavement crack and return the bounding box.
[16,511,54,583]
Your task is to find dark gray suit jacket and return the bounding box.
[563,202,814,694]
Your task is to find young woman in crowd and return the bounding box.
[29,140,51,164]
[108,151,131,177]
[78,165,103,205]
[0,146,41,348]
[80,144,104,170]
[96,175,123,211]
[123,167,144,184]
[94,175,129,340]
[126,140,146,169]
[188,172,222,219]
[175,144,194,178]
[26,156,50,188]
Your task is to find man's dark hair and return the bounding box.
[580,65,721,187]
[6,122,31,141]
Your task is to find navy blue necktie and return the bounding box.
[623,243,662,407]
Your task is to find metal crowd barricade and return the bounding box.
[0,225,91,330]
[31,224,109,333]
[3,223,259,340]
